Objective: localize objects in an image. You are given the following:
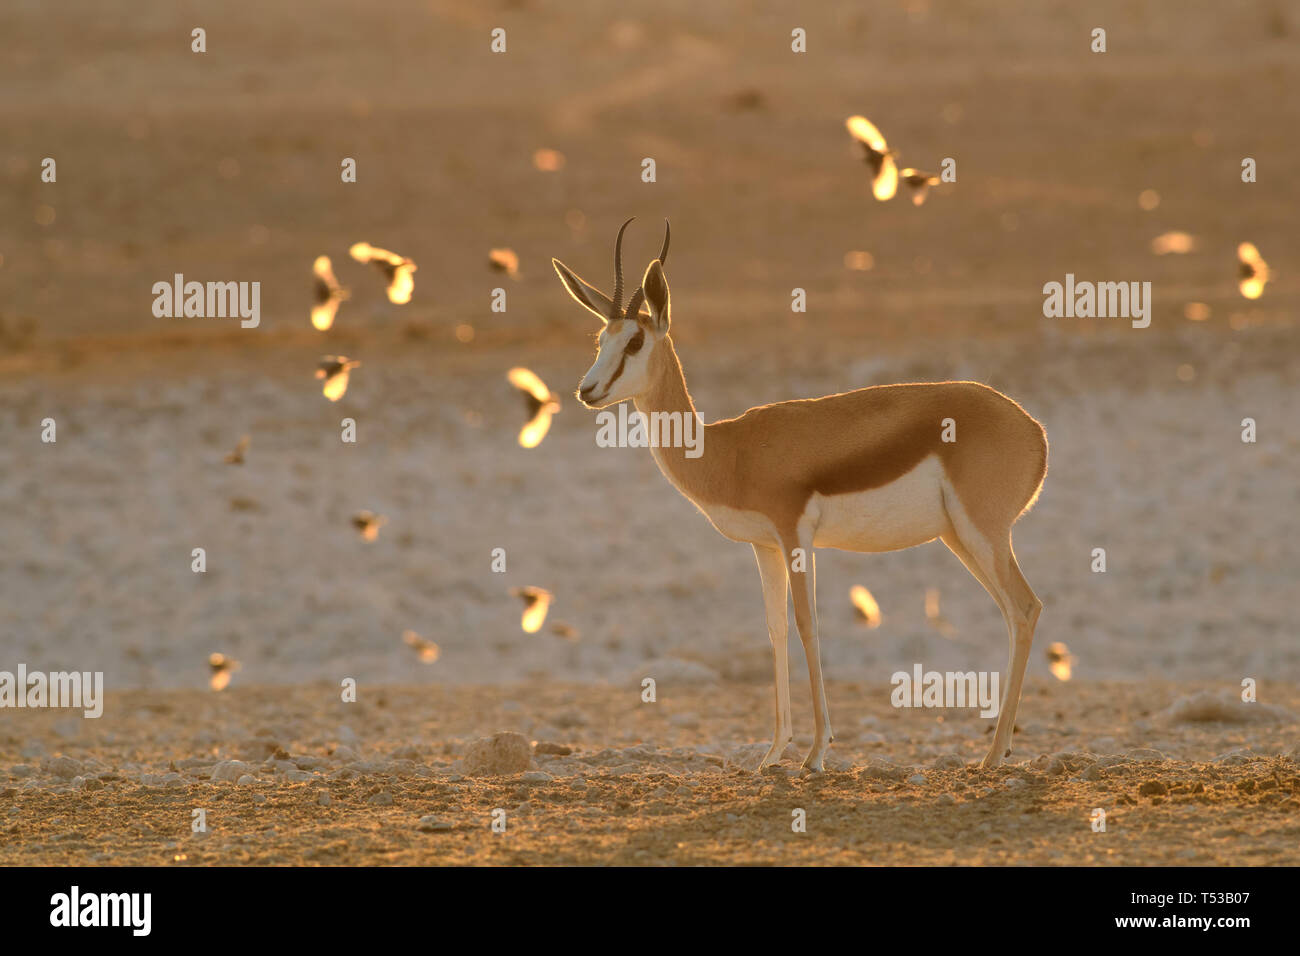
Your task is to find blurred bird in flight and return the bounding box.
[899,168,940,206]
[1237,242,1269,299]
[351,510,387,542]
[402,630,440,664]
[316,355,360,402]
[846,115,898,201]
[208,652,241,692]
[510,586,553,634]
[223,434,250,465]
[507,367,561,448]
[349,242,417,304]
[310,255,350,330]
[849,585,882,628]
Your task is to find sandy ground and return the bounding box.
[1,1,1299,865]
[2,680,1298,866]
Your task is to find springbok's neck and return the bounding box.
[632,337,718,501]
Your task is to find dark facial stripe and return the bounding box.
[602,351,629,395]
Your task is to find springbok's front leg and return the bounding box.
[753,546,792,769]
[788,536,833,772]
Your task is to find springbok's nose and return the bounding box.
[579,384,596,401]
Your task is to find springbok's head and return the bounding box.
[552,218,671,409]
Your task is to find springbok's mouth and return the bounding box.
[578,386,607,408]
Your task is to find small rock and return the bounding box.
[937,793,958,805]
[210,760,250,782]
[42,756,83,780]
[284,769,314,783]
[522,771,553,784]
[317,791,332,807]
[906,773,927,785]
[419,815,453,832]
[1138,780,1168,797]
[236,775,257,786]
[534,741,572,756]
[1004,777,1028,789]
[9,765,35,779]
[331,745,360,763]
[1125,748,1168,762]
[463,732,532,776]
[930,754,966,770]
[1214,749,1254,765]
[251,793,268,804]
[366,790,394,806]
[81,777,105,792]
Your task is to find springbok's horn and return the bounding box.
[623,219,671,319]
[610,217,635,319]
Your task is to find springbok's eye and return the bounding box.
[625,330,645,355]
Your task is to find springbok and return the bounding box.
[552,220,1047,772]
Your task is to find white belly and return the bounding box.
[811,454,949,553]
[699,502,782,547]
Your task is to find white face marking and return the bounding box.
[578,320,652,408]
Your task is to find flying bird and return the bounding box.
[846,115,898,201]
[1237,242,1269,300]
[349,242,417,304]
[924,587,957,637]
[509,586,552,634]
[316,355,360,402]
[507,367,561,448]
[208,653,241,692]
[488,248,520,277]
[899,168,940,206]
[311,255,350,330]
[402,630,440,664]
[1045,641,1076,682]
[849,585,882,628]
[1150,231,1196,255]
[351,510,387,542]
[223,435,250,465]
[550,621,580,642]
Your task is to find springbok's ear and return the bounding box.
[552,259,614,324]
[642,260,669,334]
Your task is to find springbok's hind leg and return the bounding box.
[787,537,833,772]
[753,545,793,770]
[942,530,1041,769]
[982,544,1042,769]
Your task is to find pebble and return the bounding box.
[210,760,251,782]
[284,770,314,783]
[236,775,257,786]
[252,793,268,804]
[463,732,532,776]
[332,745,360,763]
[366,791,394,806]
[534,741,572,756]
[521,771,552,785]
[930,754,966,770]
[43,756,83,780]
[1139,780,1169,796]
[906,773,927,785]
[317,792,332,807]
[10,765,35,779]
[419,815,452,832]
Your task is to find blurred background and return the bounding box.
[0,0,1296,693]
